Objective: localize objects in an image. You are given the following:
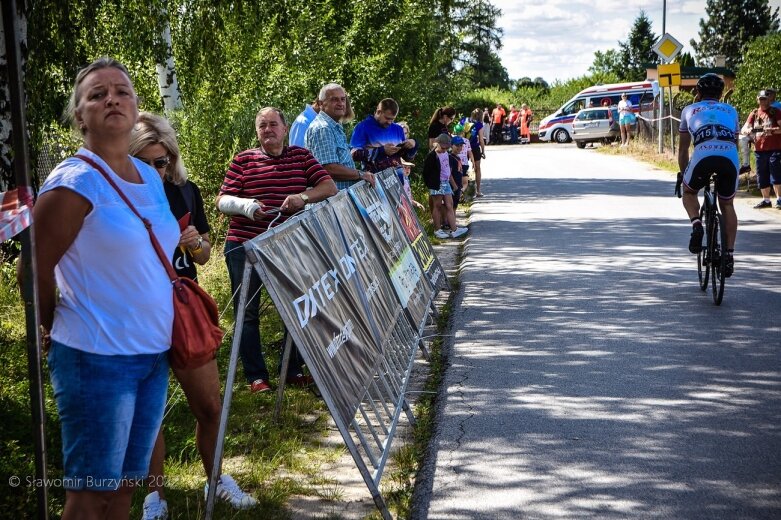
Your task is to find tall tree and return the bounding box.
[731,32,781,117]
[155,8,181,113]
[618,11,658,81]
[452,0,508,88]
[0,2,27,191]
[691,0,780,70]
[589,48,623,79]
[675,51,696,67]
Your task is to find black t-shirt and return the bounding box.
[164,180,210,280]
[427,121,450,140]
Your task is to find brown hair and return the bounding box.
[376,98,400,115]
[429,106,456,126]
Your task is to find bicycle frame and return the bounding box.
[697,175,727,305]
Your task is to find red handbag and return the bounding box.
[77,154,223,369]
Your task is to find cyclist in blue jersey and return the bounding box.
[678,73,740,277]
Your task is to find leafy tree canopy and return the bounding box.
[618,10,658,81]
[730,32,781,118]
[691,0,780,70]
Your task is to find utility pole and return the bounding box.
[658,0,666,153]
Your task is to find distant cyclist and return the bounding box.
[678,73,739,277]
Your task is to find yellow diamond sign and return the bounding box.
[652,33,683,63]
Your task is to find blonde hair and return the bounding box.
[129,112,188,185]
[397,121,410,138]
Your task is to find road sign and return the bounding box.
[657,63,681,88]
[653,33,683,63]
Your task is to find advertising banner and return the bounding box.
[348,181,433,333]
[377,169,448,293]
[328,191,405,338]
[244,207,382,426]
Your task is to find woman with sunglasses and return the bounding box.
[130,113,257,519]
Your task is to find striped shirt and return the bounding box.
[219,146,331,243]
[305,111,357,190]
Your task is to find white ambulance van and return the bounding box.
[538,81,659,143]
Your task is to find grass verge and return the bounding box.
[0,196,463,519]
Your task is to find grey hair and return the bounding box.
[318,83,344,102]
[255,107,287,128]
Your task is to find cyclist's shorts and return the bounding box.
[683,156,738,200]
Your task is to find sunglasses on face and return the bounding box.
[135,155,170,169]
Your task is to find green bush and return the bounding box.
[732,33,781,119]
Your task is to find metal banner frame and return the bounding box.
[207,194,427,520]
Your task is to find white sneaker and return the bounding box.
[142,491,168,520]
[450,227,469,238]
[433,229,449,239]
[204,474,258,510]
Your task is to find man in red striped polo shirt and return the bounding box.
[217,106,337,393]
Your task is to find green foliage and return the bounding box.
[589,49,624,79]
[673,90,696,113]
[691,0,780,70]
[618,10,658,81]
[452,0,507,88]
[675,51,696,68]
[731,33,781,119]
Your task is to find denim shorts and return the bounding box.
[48,341,169,490]
[755,150,781,188]
[429,180,453,196]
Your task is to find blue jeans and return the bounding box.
[224,241,304,383]
[510,125,519,144]
[48,341,168,490]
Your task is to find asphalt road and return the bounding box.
[411,143,781,520]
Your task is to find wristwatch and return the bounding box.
[300,193,310,203]
[190,236,204,254]
[357,169,364,180]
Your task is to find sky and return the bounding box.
[491,0,781,83]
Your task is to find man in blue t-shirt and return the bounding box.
[350,98,418,176]
[288,98,319,148]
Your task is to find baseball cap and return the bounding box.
[451,136,465,146]
[400,159,415,167]
[435,133,451,146]
[758,89,770,99]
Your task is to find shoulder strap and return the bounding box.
[75,154,178,283]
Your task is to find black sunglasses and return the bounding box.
[135,155,170,169]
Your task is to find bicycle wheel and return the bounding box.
[697,207,709,290]
[710,212,726,305]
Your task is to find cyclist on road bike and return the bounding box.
[678,73,740,277]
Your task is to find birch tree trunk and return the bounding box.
[156,14,181,112]
[0,2,27,191]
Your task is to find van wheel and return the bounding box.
[552,128,570,143]
[575,140,586,149]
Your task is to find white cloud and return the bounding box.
[491,0,781,82]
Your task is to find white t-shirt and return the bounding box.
[617,99,633,116]
[679,100,740,172]
[40,148,179,355]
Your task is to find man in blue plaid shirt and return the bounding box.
[305,83,376,190]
